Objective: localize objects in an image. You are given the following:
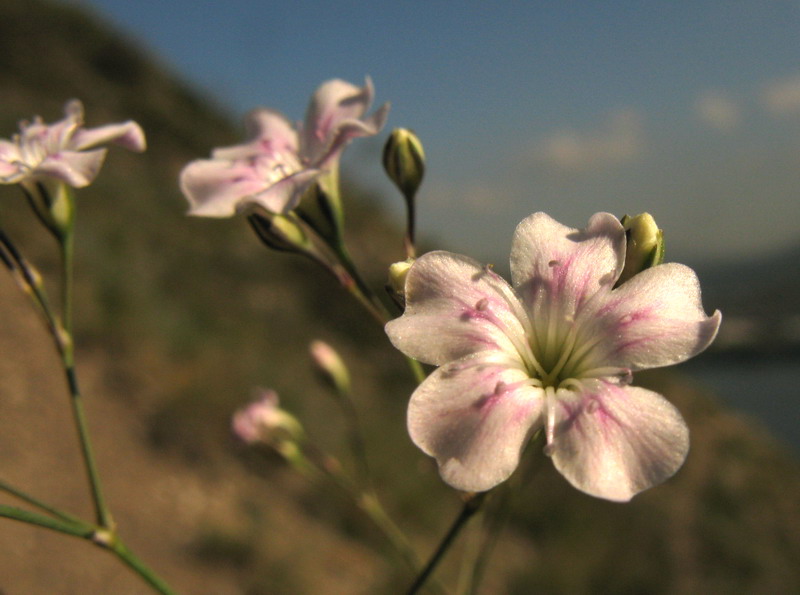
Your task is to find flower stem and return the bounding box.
[0,478,84,525]
[59,230,111,529]
[106,536,179,595]
[407,493,486,595]
[0,504,95,538]
[0,505,176,595]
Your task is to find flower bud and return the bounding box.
[20,181,75,241]
[617,213,664,286]
[248,211,313,254]
[309,340,351,395]
[382,128,425,201]
[296,181,342,246]
[232,389,304,452]
[48,182,75,237]
[387,258,414,302]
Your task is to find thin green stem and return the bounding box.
[404,192,416,260]
[297,444,427,579]
[333,385,372,489]
[333,241,392,319]
[0,478,84,525]
[1,505,176,595]
[0,504,95,539]
[407,493,486,595]
[59,231,111,529]
[107,537,179,595]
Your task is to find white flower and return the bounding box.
[179,77,389,217]
[0,99,145,189]
[386,212,721,501]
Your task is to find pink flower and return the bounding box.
[386,212,721,501]
[180,77,389,217]
[0,99,145,189]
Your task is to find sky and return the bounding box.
[69,0,800,267]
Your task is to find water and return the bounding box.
[682,357,800,455]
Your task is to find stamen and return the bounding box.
[560,327,606,378]
[543,314,580,384]
[544,386,557,451]
[477,269,544,379]
[578,366,631,380]
[558,378,584,392]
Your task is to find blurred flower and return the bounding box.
[232,389,304,449]
[180,77,389,217]
[309,340,351,395]
[0,99,145,189]
[386,212,721,501]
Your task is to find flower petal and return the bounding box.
[316,101,390,169]
[510,212,625,317]
[302,77,386,163]
[71,120,146,153]
[243,168,322,213]
[549,381,689,502]
[579,263,722,371]
[179,158,269,217]
[386,251,531,366]
[36,149,107,187]
[0,141,23,181]
[213,109,298,161]
[408,351,543,492]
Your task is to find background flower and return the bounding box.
[180,77,389,217]
[0,99,145,189]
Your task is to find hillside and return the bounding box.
[1,1,799,593]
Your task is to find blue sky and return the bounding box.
[70,0,800,266]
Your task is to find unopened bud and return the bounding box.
[21,180,75,241]
[296,181,342,245]
[383,128,425,201]
[48,182,75,238]
[388,258,414,300]
[309,340,351,395]
[232,389,304,450]
[617,213,664,286]
[248,212,313,253]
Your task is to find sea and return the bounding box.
[682,356,799,456]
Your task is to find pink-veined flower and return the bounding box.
[386,212,721,501]
[0,99,145,189]
[180,77,389,217]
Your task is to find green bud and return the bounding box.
[617,213,665,286]
[388,259,414,296]
[296,180,342,246]
[382,128,425,201]
[48,182,75,238]
[21,180,75,242]
[248,212,313,254]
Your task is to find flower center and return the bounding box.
[521,299,633,392]
[252,149,303,185]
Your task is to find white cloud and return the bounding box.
[695,91,741,131]
[762,74,800,116]
[531,109,645,172]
